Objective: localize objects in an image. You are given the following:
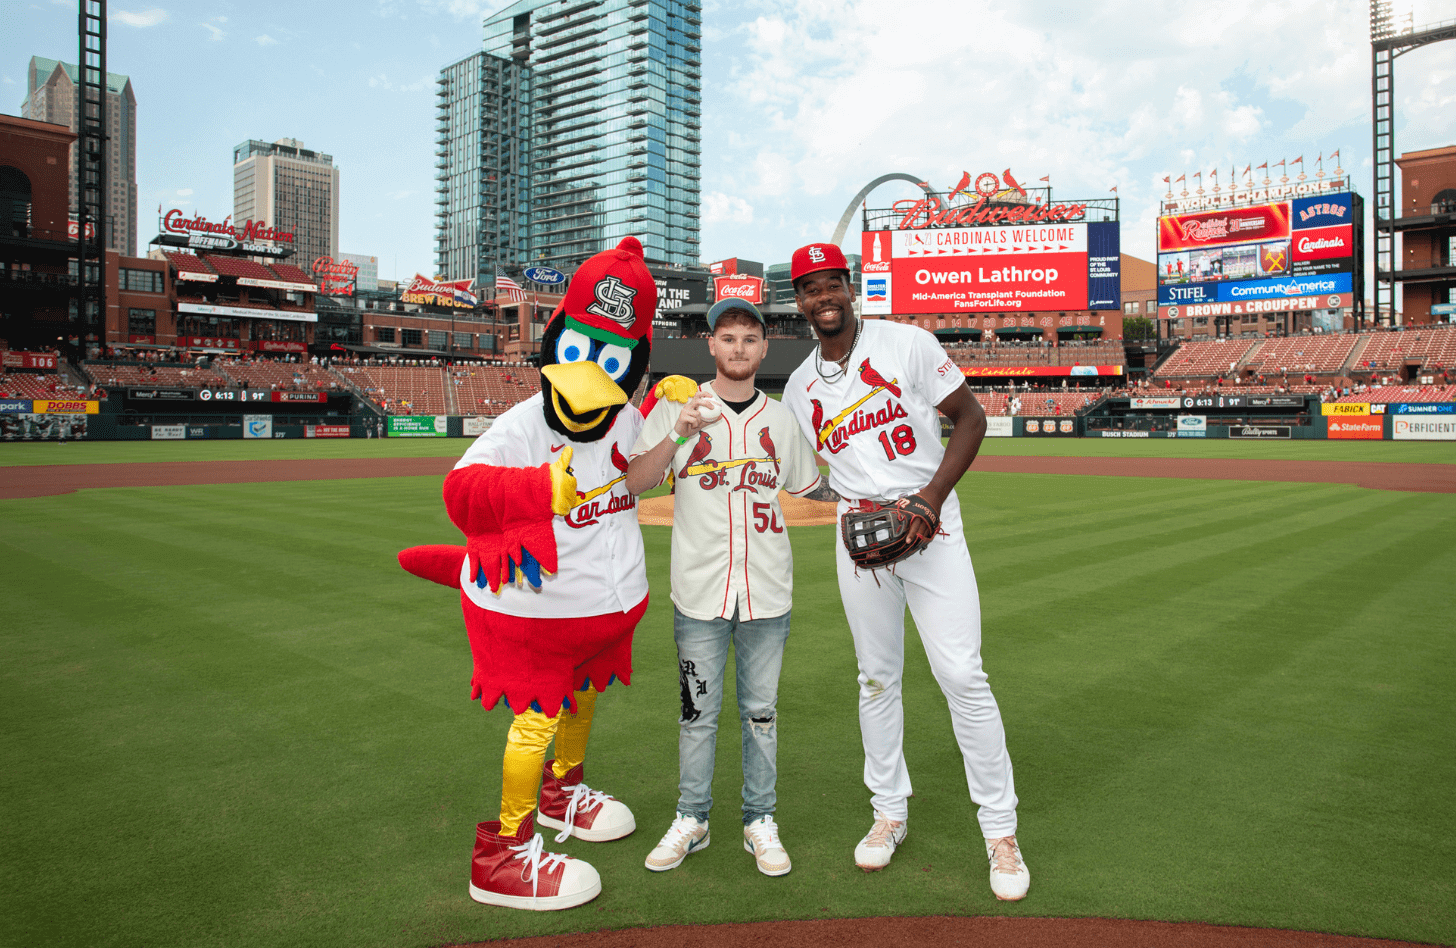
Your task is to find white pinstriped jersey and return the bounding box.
[455,394,648,619]
[784,319,965,503]
[630,381,821,622]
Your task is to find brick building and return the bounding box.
[0,113,77,352]
[1395,145,1456,324]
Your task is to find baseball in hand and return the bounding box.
[697,398,722,424]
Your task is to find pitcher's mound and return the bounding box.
[639,491,837,526]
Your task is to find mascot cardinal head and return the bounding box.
[539,237,656,443]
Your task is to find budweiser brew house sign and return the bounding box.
[401,274,478,309]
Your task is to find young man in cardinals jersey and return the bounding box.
[626,297,837,877]
[782,243,1030,902]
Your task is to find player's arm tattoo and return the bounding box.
[803,477,841,503]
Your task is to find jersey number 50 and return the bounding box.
[752,502,784,534]
[877,424,917,461]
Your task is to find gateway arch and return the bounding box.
[829,173,938,247]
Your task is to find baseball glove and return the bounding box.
[840,494,940,570]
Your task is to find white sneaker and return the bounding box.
[986,835,1030,901]
[644,813,709,872]
[853,810,907,871]
[743,816,791,876]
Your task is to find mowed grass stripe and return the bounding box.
[1,473,1453,947]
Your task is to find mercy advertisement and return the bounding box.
[861,221,1119,315]
[1157,194,1359,318]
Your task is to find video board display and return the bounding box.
[1156,194,1357,319]
[860,221,1120,315]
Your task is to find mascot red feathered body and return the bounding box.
[398,237,694,911]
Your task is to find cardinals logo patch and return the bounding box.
[585,276,638,327]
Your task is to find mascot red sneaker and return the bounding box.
[398,237,694,911]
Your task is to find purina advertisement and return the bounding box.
[861,221,1119,315]
[1156,193,1358,319]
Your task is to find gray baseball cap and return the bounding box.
[706,297,766,331]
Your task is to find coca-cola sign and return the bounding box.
[312,256,359,296]
[160,209,295,244]
[713,275,763,305]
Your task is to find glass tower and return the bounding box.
[436,0,701,289]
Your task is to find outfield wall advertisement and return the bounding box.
[1157,194,1357,319]
[389,416,447,437]
[862,221,1120,315]
[1393,416,1456,440]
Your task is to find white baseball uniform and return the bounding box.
[455,394,648,619]
[630,382,821,620]
[784,318,1018,838]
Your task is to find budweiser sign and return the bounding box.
[401,274,477,309]
[160,209,295,244]
[312,256,359,296]
[892,169,1085,230]
[713,275,763,305]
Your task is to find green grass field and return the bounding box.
[2,440,1454,948]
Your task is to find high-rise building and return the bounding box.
[233,138,340,270]
[435,0,701,290]
[435,51,531,285]
[22,56,138,256]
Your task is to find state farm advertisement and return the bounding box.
[1158,203,1291,253]
[862,224,1089,314]
[1326,416,1384,440]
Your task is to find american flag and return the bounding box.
[496,266,528,302]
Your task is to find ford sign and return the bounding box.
[524,266,566,286]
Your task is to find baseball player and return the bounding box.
[782,243,1030,902]
[626,297,836,877]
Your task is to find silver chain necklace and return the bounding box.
[815,317,862,383]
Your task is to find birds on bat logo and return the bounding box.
[678,427,782,492]
[810,360,908,454]
[563,441,635,529]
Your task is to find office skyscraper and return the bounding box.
[22,56,138,256]
[233,138,340,269]
[436,0,701,290]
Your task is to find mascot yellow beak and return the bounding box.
[540,361,629,433]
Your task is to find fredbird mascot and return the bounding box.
[398,237,695,911]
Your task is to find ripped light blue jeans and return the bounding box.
[672,606,791,825]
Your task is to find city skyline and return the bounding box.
[2,0,1454,285]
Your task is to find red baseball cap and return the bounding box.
[790,242,850,283]
[561,236,657,348]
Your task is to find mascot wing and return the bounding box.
[440,462,561,593]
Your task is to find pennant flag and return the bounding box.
[1257,161,1268,171]
[1293,156,1304,165]
[495,266,528,302]
[1329,149,1340,160]
[1176,174,1186,183]
[1243,164,1252,175]
[1109,185,1118,193]
[1162,175,1170,184]
[1038,175,1050,183]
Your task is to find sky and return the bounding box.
[3,0,1455,284]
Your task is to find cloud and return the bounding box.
[386,190,416,201]
[202,23,224,41]
[412,0,498,19]
[703,192,754,225]
[113,8,167,27]
[175,188,193,196]
[698,0,1439,264]
[255,34,279,46]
